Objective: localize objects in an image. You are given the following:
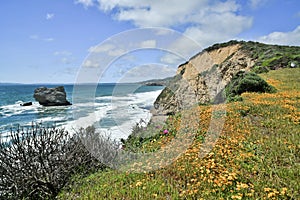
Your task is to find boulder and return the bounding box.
[20,102,32,106]
[33,86,71,106]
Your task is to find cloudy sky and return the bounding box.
[0,0,299,83]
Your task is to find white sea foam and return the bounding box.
[67,89,162,140]
[0,101,40,118]
[0,89,163,142]
[65,104,112,131]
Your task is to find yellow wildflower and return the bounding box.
[135,181,142,187]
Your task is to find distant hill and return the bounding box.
[0,82,23,86]
[139,77,173,86]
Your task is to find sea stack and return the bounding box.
[33,86,71,106]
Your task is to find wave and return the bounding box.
[0,101,40,118]
[0,89,163,141]
[68,89,162,140]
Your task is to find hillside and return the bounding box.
[59,67,300,200]
[152,40,300,116]
[58,41,300,199]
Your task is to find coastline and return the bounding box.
[0,84,164,142]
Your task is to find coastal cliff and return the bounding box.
[152,40,300,115]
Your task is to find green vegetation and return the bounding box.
[204,40,240,52]
[121,114,180,153]
[3,40,299,199]
[241,41,300,71]
[203,40,300,73]
[225,71,276,102]
[58,68,300,199]
[251,65,270,74]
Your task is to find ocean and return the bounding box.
[0,83,163,140]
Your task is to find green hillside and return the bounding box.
[58,57,300,199]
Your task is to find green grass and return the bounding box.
[58,68,300,199]
[59,169,179,199]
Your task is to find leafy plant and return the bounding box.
[251,66,269,74]
[225,71,276,102]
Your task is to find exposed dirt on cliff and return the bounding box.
[152,41,300,116]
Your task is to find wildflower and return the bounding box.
[281,188,288,195]
[163,129,169,134]
[268,192,276,198]
[136,181,142,187]
[236,182,249,190]
[231,193,243,199]
[264,187,272,192]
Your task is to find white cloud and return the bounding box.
[65,67,80,75]
[75,0,94,8]
[97,0,207,27]
[95,0,252,48]
[119,64,176,82]
[54,51,74,64]
[249,0,268,9]
[54,51,72,56]
[160,53,185,65]
[89,44,115,53]
[108,49,126,57]
[258,25,300,46]
[140,40,156,48]
[46,13,54,20]
[30,35,54,42]
[159,35,201,65]
[60,57,73,64]
[82,59,101,68]
[44,38,54,42]
[88,43,126,57]
[184,12,252,47]
[155,29,172,36]
[81,0,253,73]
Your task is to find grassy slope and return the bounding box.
[59,68,299,199]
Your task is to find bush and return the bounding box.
[0,125,107,199]
[251,66,269,74]
[225,71,276,102]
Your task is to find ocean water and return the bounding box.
[0,84,163,140]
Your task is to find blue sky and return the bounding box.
[0,0,299,83]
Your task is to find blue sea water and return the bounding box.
[0,83,163,140]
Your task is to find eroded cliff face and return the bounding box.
[152,42,256,115]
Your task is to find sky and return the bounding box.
[0,0,299,83]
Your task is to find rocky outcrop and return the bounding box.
[20,102,32,106]
[152,40,300,116]
[33,86,71,106]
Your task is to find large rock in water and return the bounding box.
[33,86,71,106]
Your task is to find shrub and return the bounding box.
[251,66,269,74]
[225,71,276,102]
[0,125,107,199]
